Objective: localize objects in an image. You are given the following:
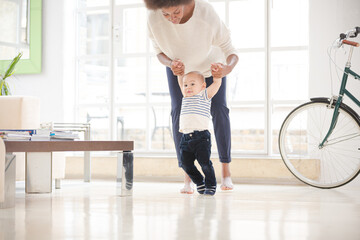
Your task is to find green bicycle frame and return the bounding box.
[319,46,360,148]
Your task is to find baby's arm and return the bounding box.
[177,75,185,97]
[207,63,222,99]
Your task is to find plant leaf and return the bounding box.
[4,81,11,95]
[0,80,4,96]
[4,52,23,80]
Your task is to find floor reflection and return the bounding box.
[0,181,359,240]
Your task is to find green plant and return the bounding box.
[0,52,23,96]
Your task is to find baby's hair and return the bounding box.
[143,0,193,10]
[185,71,205,82]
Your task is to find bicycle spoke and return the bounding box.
[331,121,358,140]
[328,148,358,181]
[326,149,349,182]
[327,133,360,146]
[309,107,326,139]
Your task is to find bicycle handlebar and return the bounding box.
[342,39,359,47]
[337,26,360,47]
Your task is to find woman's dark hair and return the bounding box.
[143,0,193,10]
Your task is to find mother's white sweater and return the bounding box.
[147,0,237,77]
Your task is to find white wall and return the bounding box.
[309,0,360,112]
[10,0,75,123]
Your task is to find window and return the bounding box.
[74,0,308,156]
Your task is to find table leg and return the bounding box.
[55,179,61,189]
[84,151,91,182]
[84,125,91,182]
[26,152,52,193]
[0,154,16,208]
[117,151,133,196]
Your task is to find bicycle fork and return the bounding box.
[318,47,356,148]
[318,96,342,148]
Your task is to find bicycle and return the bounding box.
[278,27,360,189]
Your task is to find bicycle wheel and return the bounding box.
[279,100,360,188]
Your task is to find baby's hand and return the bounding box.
[171,59,185,76]
[211,63,224,79]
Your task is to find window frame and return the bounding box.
[74,0,309,157]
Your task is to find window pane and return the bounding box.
[148,57,172,150]
[78,59,110,104]
[114,57,146,104]
[115,106,147,150]
[78,0,109,8]
[271,0,308,47]
[229,0,265,48]
[271,50,308,101]
[229,52,265,102]
[150,105,173,150]
[272,104,299,154]
[78,107,110,140]
[230,105,265,152]
[149,57,170,103]
[78,10,109,56]
[122,7,147,53]
[115,0,143,5]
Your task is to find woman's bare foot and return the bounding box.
[220,177,234,191]
[221,163,234,191]
[180,173,194,194]
[180,185,194,194]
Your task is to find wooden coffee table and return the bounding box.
[4,140,134,195]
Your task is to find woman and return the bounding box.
[144,0,238,193]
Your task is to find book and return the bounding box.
[30,129,52,141]
[50,131,80,141]
[0,129,37,135]
[5,133,31,141]
[31,135,51,141]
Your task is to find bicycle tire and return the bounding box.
[279,100,360,188]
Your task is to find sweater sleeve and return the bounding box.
[210,8,238,58]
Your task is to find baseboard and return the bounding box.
[64,156,301,184]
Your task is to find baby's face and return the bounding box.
[183,73,205,97]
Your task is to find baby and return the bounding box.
[177,65,222,195]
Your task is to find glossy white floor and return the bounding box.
[1,180,360,240]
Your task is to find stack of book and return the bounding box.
[50,131,80,141]
[30,129,51,141]
[0,130,35,141]
[0,129,80,141]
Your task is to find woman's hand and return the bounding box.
[211,54,238,78]
[171,59,185,76]
[211,63,229,79]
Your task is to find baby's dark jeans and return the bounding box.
[180,130,217,189]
